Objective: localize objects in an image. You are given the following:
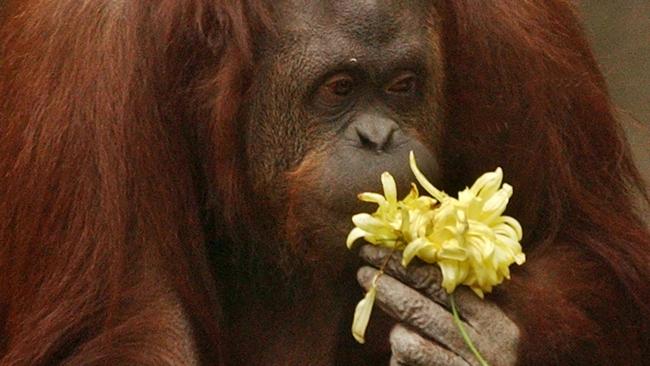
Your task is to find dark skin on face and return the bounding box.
[222,0,442,364]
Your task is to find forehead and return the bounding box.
[268,0,437,76]
[275,0,433,42]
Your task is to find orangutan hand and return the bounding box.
[357,245,520,366]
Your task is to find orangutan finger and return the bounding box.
[359,245,489,322]
[359,245,447,301]
[389,324,471,366]
[357,266,478,359]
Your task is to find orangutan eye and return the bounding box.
[327,74,354,96]
[386,72,418,94]
[317,73,355,106]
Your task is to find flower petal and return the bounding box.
[494,215,523,240]
[346,227,368,249]
[409,151,448,201]
[402,238,434,266]
[515,252,526,265]
[439,243,467,261]
[381,172,398,204]
[438,260,460,294]
[400,209,412,242]
[358,192,387,205]
[352,214,388,232]
[470,167,503,198]
[352,285,377,344]
[481,184,513,222]
[402,183,419,202]
[470,286,485,299]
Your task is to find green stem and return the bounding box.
[450,293,490,366]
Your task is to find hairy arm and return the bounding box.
[499,242,643,365]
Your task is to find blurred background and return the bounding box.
[580,1,650,204]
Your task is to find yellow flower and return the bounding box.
[348,151,525,343]
[346,172,437,250]
[407,152,525,298]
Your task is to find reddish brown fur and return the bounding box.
[438,1,650,363]
[1,1,648,365]
[0,1,263,364]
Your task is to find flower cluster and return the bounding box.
[348,151,525,343]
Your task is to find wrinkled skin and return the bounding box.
[221,0,521,365]
[358,246,519,366]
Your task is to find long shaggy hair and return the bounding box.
[0,0,648,364]
[438,1,650,363]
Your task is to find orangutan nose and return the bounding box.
[354,113,399,152]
